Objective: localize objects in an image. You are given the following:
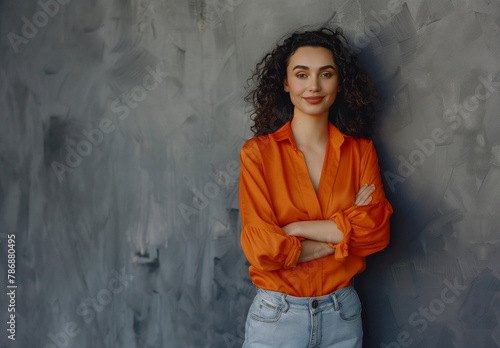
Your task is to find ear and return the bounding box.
[284,77,290,92]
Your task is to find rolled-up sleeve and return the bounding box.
[239,141,302,271]
[329,140,393,262]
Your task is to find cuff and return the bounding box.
[283,236,302,269]
[329,211,353,262]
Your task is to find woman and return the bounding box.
[239,27,393,347]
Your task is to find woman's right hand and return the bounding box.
[353,184,375,206]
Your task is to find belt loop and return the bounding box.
[281,294,290,313]
[331,292,340,311]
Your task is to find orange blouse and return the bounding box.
[239,120,393,297]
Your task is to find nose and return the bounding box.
[308,76,320,92]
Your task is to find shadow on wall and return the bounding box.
[350,3,500,347]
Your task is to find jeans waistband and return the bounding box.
[256,284,354,312]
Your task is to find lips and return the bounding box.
[303,96,324,104]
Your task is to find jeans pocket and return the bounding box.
[250,295,283,323]
[338,288,362,321]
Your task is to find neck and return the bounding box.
[290,109,329,148]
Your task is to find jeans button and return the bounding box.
[312,300,318,308]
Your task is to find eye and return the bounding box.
[296,73,307,78]
[321,72,333,78]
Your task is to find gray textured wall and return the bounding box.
[1,0,499,347]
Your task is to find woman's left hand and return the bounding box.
[354,184,375,206]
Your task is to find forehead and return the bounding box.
[287,46,336,68]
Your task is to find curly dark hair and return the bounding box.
[245,27,378,139]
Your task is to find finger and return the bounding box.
[357,195,373,206]
[354,185,375,206]
[355,185,375,203]
[356,195,372,206]
[354,184,369,200]
[356,184,374,195]
[355,183,368,194]
[354,189,368,205]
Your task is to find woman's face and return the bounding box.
[284,46,340,119]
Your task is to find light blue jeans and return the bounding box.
[243,284,363,348]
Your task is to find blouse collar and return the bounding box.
[270,119,347,150]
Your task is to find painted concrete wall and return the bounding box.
[0,0,499,347]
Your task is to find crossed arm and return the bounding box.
[281,184,375,263]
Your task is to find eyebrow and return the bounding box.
[292,65,336,71]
